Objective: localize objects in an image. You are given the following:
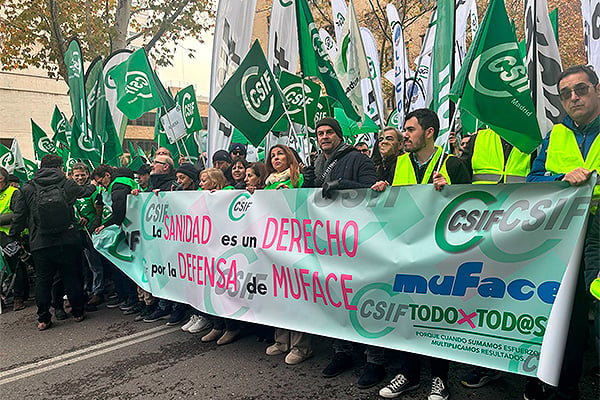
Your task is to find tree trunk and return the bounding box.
[113,0,131,51]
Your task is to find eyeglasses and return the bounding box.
[559,83,594,101]
[231,150,245,155]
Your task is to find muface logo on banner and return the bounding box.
[469,43,530,99]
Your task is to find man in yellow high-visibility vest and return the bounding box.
[525,65,600,400]
[376,109,469,400]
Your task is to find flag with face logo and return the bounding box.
[211,40,285,147]
[107,48,163,120]
[31,119,58,161]
[449,0,541,154]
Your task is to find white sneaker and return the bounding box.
[187,315,212,333]
[181,315,199,332]
[428,376,450,400]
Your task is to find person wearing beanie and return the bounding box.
[303,118,380,387]
[212,150,232,171]
[175,163,198,190]
[229,143,247,162]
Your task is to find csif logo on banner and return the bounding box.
[78,131,96,153]
[284,82,316,113]
[0,151,14,169]
[469,43,529,98]
[38,137,56,153]
[124,71,153,103]
[241,66,275,122]
[434,189,590,260]
[228,192,253,221]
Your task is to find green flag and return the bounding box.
[107,48,163,120]
[51,105,71,149]
[10,140,29,182]
[175,85,203,134]
[136,146,150,163]
[278,71,321,127]
[386,109,399,127]
[154,108,200,166]
[23,158,37,180]
[85,57,107,144]
[69,115,100,166]
[64,39,88,146]
[0,143,14,173]
[431,0,454,140]
[102,106,124,167]
[211,40,285,147]
[449,0,541,153]
[295,0,361,122]
[31,119,58,161]
[334,107,378,137]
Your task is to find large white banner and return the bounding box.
[331,0,347,46]
[207,0,257,166]
[525,0,565,137]
[95,181,594,386]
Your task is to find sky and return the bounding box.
[158,30,214,99]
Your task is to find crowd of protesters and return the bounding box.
[1,65,599,400]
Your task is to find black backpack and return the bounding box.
[31,180,74,234]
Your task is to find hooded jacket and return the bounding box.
[9,168,96,251]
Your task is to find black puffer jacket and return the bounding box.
[309,143,377,189]
[9,168,95,251]
[150,172,177,191]
[103,168,136,228]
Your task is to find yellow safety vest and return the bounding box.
[471,129,531,184]
[392,146,452,186]
[546,123,600,213]
[0,185,17,234]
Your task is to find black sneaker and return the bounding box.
[322,352,352,378]
[461,366,502,388]
[123,302,144,315]
[357,362,385,389]
[523,378,555,400]
[106,298,126,308]
[428,376,450,400]
[119,299,138,311]
[54,308,68,320]
[134,304,156,321]
[165,308,186,326]
[143,308,170,323]
[379,373,419,398]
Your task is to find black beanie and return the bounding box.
[212,149,232,164]
[315,117,343,138]
[176,163,198,181]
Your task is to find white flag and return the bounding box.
[267,0,298,74]
[334,0,369,121]
[581,0,600,73]
[10,140,27,177]
[331,0,348,47]
[470,0,479,37]
[360,27,384,128]
[319,28,339,61]
[409,9,437,113]
[386,3,409,128]
[103,49,132,143]
[207,0,257,166]
[525,0,564,136]
[455,0,474,77]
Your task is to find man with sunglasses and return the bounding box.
[229,143,247,162]
[525,65,600,400]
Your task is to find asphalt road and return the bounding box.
[0,300,598,400]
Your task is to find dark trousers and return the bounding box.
[400,353,449,382]
[33,245,85,323]
[9,257,29,301]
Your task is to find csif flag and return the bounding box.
[211,40,286,147]
[449,0,541,154]
[107,48,163,120]
[51,105,71,149]
[175,85,203,134]
[278,71,321,127]
[295,0,361,121]
[31,119,58,161]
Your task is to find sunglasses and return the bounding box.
[231,150,245,155]
[559,83,594,101]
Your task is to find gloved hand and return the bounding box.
[1,240,21,258]
[322,179,341,198]
[591,277,600,301]
[302,165,316,186]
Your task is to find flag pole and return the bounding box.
[435,98,461,173]
[299,72,312,166]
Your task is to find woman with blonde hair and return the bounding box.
[198,168,227,191]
